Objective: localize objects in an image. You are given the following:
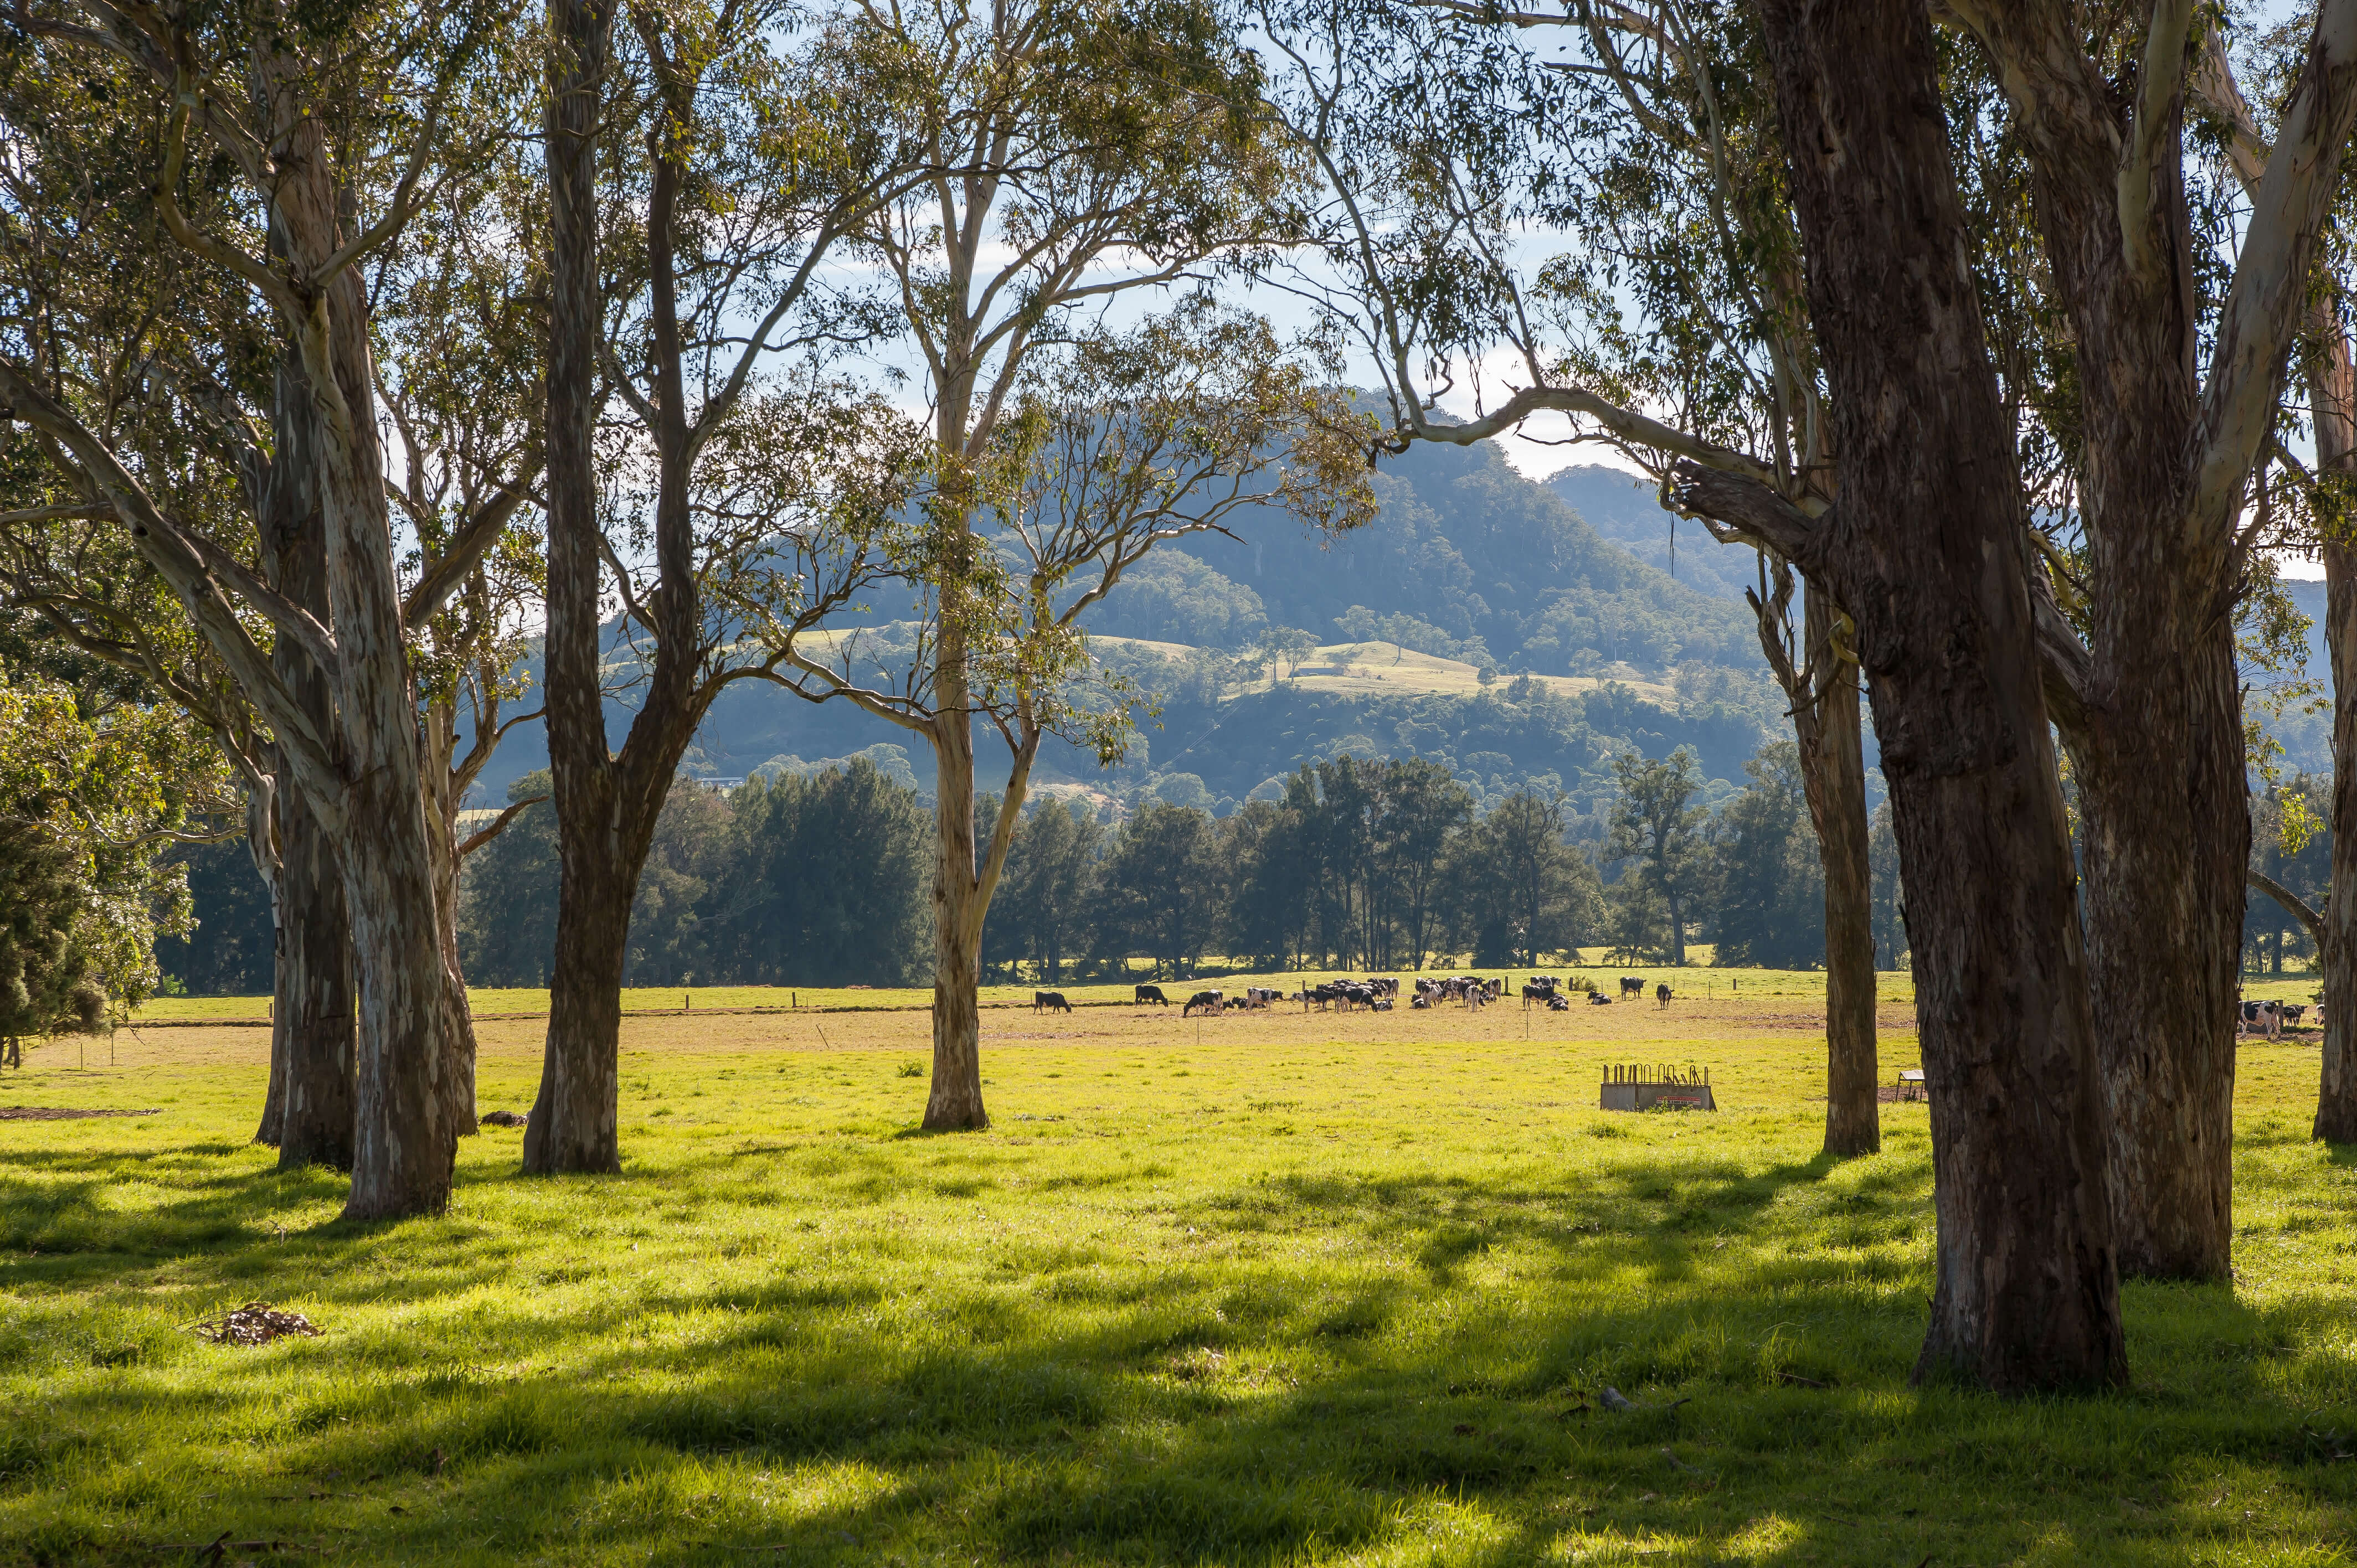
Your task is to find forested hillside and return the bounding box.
[467,436,1780,815]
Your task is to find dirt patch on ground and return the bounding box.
[0,1106,159,1120]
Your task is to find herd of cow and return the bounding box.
[1028,973,1679,1017]
[2238,998,2315,1039]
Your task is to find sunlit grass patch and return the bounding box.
[1,1004,2352,1564]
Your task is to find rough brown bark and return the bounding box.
[2033,97,2241,1284]
[255,346,354,1169]
[2310,311,2357,1145]
[528,0,718,1171]
[271,774,355,1167]
[925,692,990,1130]
[1746,0,2124,1391]
[526,0,629,1175]
[1804,584,1879,1157]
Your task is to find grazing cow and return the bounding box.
[1655,983,1672,1009]
[1182,989,1224,1017]
[1135,984,1170,1007]
[1033,991,1072,1014]
[1619,976,1645,997]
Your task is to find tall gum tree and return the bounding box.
[0,38,348,1160]
[529,0,923,1171]
[0,0,528,1213]
[1676,0,2126,1391]
[2186,27,2357,1146]
[769,0,1369,1130]
[1937,0,2357,1280]
[781,293,1372,1128]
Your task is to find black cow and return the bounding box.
[1034,991,1072,1014]
[1521,980,1556,1008]
[1182,989,1224,1017]
[1135,984,1170,1007]
[1619,976,1645,997]
[1655,983,1673,1009]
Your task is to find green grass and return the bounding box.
[2,1003,2353,1565]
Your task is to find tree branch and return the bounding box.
[2249,866,2325,948]
[2189,0,2357,551]
[2119,0,2194,280]
[181,527,341,677]
[457,794,546,857]
[401,463,538,635]
[0,360,338,800]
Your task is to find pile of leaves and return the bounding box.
[189,1303,322,1347]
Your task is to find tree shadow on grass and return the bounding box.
[8,1139,2354,1566]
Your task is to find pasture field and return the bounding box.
[3,988,2353,1565]
[122,965,1932,1028]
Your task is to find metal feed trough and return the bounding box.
[1599,1062,1717,1112]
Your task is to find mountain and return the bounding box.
[466,437,1786,819]
[1547,464,1763,603]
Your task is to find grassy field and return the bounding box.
[4,988,2354,1565]
[122,960,2330,1027]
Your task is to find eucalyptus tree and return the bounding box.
[529,0,925,1171]
[2190,24,2357,1147]
[0,0,537,1213]
[1279,0,2122,1388]
[781,300,1371,1124]
[1889,1,2357,1281]
[1264,0,1882,1154]
[1604,750,1707,966]
[759,0,1373,1130]
[1682,0,2127,1390]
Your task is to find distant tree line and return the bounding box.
[162,741,1911,994]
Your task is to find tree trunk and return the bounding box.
[1805,584,1879,1157]
[925,695,990,1130]
[528,0,717,1170]
[1980,19,2239,1284]
[256,345,355,1169]
[526,0,625,1174]
[1749,0,2124,1391]
[421,702,478,1138]
[2310,310,2357,1144]
[524,838,629,1170]
[272,772,355,1168]
[2075,581,2243,1282]
[281,100,456,1220]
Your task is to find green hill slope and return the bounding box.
[467,437,1783,813]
